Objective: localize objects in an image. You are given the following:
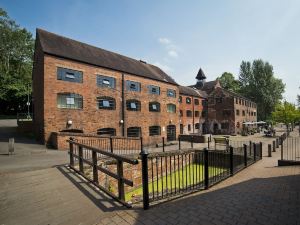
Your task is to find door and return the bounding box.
[167,125,176,141]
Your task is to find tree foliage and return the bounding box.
[0,8,34,114]
[217,72,241,93]
[272,101,300,128]
[239,59,285,121]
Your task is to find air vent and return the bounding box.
[139,60,147,64]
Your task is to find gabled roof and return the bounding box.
[179,86,208,98]
[189,80,219,92]
[36,29,178,85]
[196,68,206,80]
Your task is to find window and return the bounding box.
[236,109,240,116]
[236,122,240,128]
[180,110,183,117]
[126,99,141,111]
[127,127,141,137]
[254,112,256,116]
[97,128,116,136]
[57,67,83,83]
[179,96,182,103]
[148,85,160,95]
[251,111,253,116]
[239,99,241,104]
[223,110,231,117]
[195,111,199,117]
[186,97,191,104]
[216,97,222,103]
[167,89,176,98]
[242,110,245,116]
[194,99,199,105]
[149,126,161,136]
[221,123,229,129]
[98,96,116,110]
[188,124,191,131]
[202,110,207,117]
[186,110,192,117]
[167,104,176,113]
[235,98,238,104]
[202,99,207,106]
[149,102,160,112]
[57,93,83,109]
[126,80,141,92]
[97,75,115,88]
[195,123,200,129]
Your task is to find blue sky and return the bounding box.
[2,0,300,102]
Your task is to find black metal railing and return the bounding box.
[68,139,139,207]
[141,142,263,209]
[75,136,142,158]
[281,136,300,162]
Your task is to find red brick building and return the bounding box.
[191,69,257,135]
[32,29,179,146]
[178,86,207,135]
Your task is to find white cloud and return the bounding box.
[168,50,178,58]
[154,62,172,73]
[158,37,171,45]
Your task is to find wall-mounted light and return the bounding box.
[67,120,73,125]
[120,119,124,124]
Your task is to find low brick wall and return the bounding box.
[179,134,206,143]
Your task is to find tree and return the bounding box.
[272,101,300,133]
[297,87,300,108]
[0,8,34,114]
[239,59,285,121]
[217,72,241,93]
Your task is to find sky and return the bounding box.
[1,0,300,103]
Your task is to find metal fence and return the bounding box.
[281,136,300,162]
[141,142,263,209]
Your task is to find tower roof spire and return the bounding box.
[196,68,206,80]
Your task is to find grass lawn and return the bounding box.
[126,163,226,201]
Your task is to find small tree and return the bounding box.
[272,101,300,134]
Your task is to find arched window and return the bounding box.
[149,102,160,112]
[97,96,116,110]
[167,103,176,113]
[57,93,83,109]
[127,127,141,137]
[186,97,191,104]
[149,126,161,136]
[126,99,141,111]
[97,128,116,136]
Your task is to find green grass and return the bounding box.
[125,163,226,201]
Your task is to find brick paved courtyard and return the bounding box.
[0,123,299,225]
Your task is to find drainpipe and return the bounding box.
[192,96,195,133]
[121,73,125,136]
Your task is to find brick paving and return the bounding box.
[0,125,299,225]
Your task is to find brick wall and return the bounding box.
[39,55,179,147]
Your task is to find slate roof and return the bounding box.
[189,80,218,92]
[179,86,208,98]
[36,29,178,85]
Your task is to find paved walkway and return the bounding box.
[0,122,299,225]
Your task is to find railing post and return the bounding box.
[268,144,272,157]
[230,146,234,176]
[249,141,252,155]
[117,160,125,201]
[273,140,276,152]
[178,136,181,150]
[243,144,247,167]
[141,149,149,210]
[260,142,263,159]
[110,137,113,153]
[78,146,84,173]
[253,143,257,162]
[208,137,210,149]
[92,151,98,183]
[191,136,194,149]
[204,148,209,189]
[140,137,143,153]
[162,137,165,152]
[69,138,74,167]
[281,138,284,160]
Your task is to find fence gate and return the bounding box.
[167,125,176,141]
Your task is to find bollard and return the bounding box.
[178,136,181,150]
[208,138,210,149]
[162,137,165,152]
[140,149,149,210]
[268,144,272,157]
[276,138,279,148]
[8,138,14,155]
[272,141,276,152]
[243,144,247,167]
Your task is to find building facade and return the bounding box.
[178,86,207,135]
[32,29,179,146]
